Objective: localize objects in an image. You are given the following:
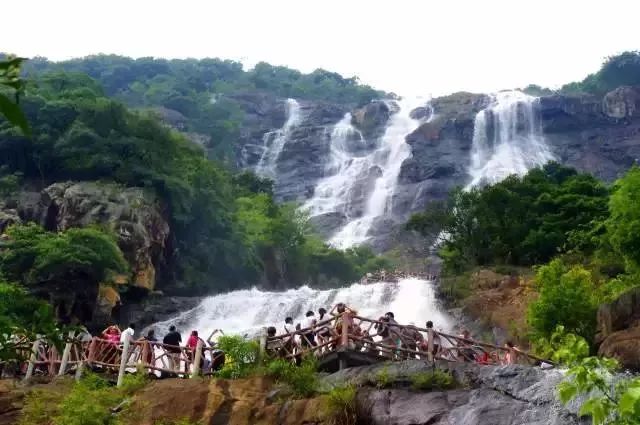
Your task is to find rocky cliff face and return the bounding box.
[225,86,640,251]
[0,181,171,328]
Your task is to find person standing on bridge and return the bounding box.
[162,325,182,377]
[301,311,316,348]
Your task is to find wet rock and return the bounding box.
[308,211,347,239]
[351,100,393,139]
[409,105,432,120]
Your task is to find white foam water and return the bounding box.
[151,278,451,340]
[255,98,302,179]
[467,90,553,188]
[325,98,424,248]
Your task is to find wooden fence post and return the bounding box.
[427,328,434,363]
[116,338,131,387]
[259,327,268,362]
[48,346,58,376]
[75,360,85,381]
[24,339,40,381]
[87,337,97,366]
[191,340,203,378]
[58,331,74,376]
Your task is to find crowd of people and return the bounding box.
[265,303,522,366]
[89,323,226,376]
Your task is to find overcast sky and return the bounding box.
[4,0,639,96]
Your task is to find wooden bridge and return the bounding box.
[3,309,553,387]
[265,309,553,371]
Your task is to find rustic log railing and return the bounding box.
[264,311,554,368]
[9,335,226,386]
[8,310,553,385]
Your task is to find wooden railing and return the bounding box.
[7,311,553,386]
[264,311,554,368]
[11,335,225,386]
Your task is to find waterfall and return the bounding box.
[150,278,452,340]
[329,98,423,248]
[255,98,302,178]
[303,112,369,218]
[467,90,553,188]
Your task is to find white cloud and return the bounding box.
[4,0,639,96]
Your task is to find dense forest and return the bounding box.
[21,55,384,162]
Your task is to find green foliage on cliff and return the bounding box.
[408,163,609,272]
[0,70,386,294]
[215,335,260,379]
[605,166,640,273]
[0,224,128,288]
[22,55,382,162]
[561,51,640,95]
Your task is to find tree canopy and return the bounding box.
[561,51,640,95]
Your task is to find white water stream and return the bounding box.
[303,98,425,248]
[151,278,451,340]
[255,98,302,179]
[467,90,554,188]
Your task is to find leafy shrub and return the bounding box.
[527,259,598,342]
[20,372,149,425]
[531,325,589,366]
[558,356,640,424]
[410,370,456,391]
[215,335,259,379]
[265,357,318,397]
[325,385,357,425]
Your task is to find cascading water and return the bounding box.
[150,278,451,340]
[303,112,370,219]
[255,98,302,178]
[467,90,553,188]
[304,99,428,248]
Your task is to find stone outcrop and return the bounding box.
[351,100,393,139]
[323,360,585,425]
[0,181,171,329]
[603,86,640,119]
[596,286,640,369]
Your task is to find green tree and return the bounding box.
[0,281,62,363]
[606,166,640,272]
[0,56,30,134]
[527,259,598,342]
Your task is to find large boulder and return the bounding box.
[598,326,640,370]
[603,86,640,119]
[596,286,640,344]
[351,100,393,139]
[6,182,171,292]
[596,286,640,369]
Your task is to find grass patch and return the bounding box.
[410,370,456,391]
[264,357,318,398]
[325,385,357,425]
[19,372,149,425]
[438,271,473,305]
[373,365,392,389]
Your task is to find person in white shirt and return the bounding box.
[120,323,135,344]
[301,311,316,348]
